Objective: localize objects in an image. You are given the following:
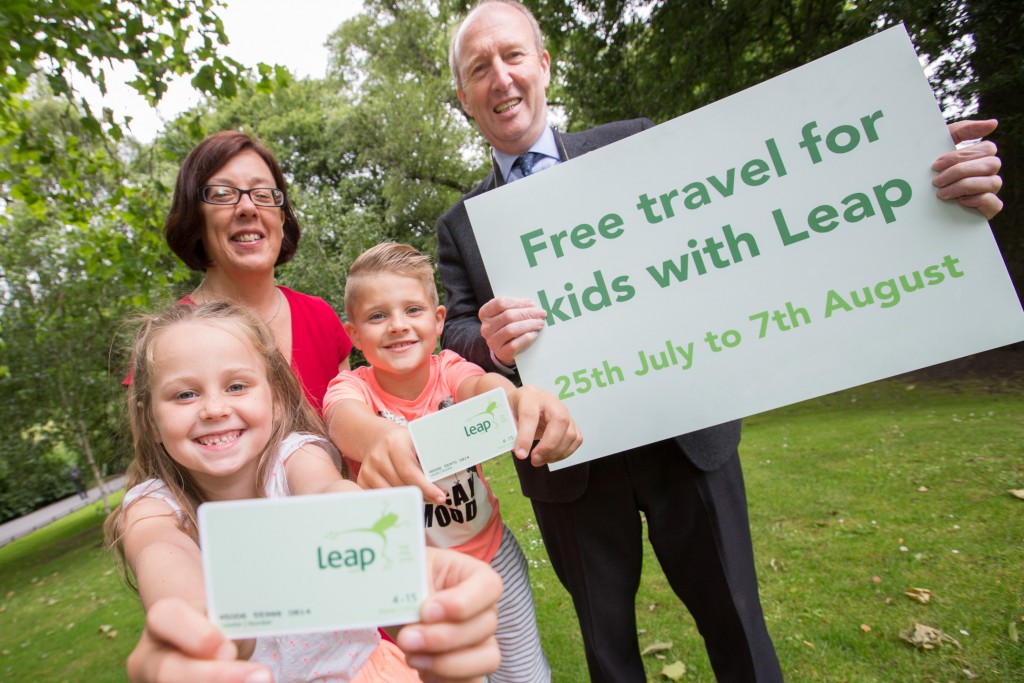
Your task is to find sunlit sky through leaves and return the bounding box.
[80,0,363,142]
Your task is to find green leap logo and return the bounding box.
[464,400,501,437]
[316,545,375,571]
[321,509,402,570]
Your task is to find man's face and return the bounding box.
[455,3,551,156]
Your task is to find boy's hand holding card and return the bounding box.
[199,486,427,638]
[408,388,517,481]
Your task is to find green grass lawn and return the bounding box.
[0,491,139,682]
[2,375,1021,681]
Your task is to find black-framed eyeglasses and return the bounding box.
[200,185,285,207]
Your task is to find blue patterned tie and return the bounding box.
[510,151,546,181]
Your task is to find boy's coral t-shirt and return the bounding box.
[323,350,504,562]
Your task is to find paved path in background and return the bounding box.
[0,476,126,548]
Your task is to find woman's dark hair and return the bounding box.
[164,131,300,271]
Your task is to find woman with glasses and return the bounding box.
[164,130,352,413]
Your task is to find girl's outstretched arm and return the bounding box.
[121,498,258,679]
[124,548,502,683]
[397,547,503,683]
[122,498,207,610]
[282,440,363,496]
[127,597,271,683]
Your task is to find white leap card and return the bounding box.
[198,486,427,638]
[408,387,518,481]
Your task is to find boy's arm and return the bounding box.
[456,373,584,466]
[327,399,446,504]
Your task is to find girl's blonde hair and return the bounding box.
[105,301,330,591]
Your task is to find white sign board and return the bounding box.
[466,26,1024,470]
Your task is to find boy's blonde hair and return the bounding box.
[105,301,331,592]
[345,242,439,318]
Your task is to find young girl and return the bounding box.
[106,301,501,683]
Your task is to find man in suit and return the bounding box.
[411,1,1004,680]
[434,4,778,680]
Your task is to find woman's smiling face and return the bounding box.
[199,150,285,276]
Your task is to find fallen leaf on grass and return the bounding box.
[871,576,882,584]
[98,625,113,635]
[660,661,687,680]
[803,641,815,649]
[900,623,961,650]
[642,641,673,656]
[905,587,932,604]
[1009,489,1024,501]
[956,665,980,681]
[860,624,872,633]
[917,486,929,492]
[648,602,659,612]
[105,630,118,639]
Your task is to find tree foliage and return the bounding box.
[2,0,1019,519]
[962,0,1023,299]
[0,93,187,519]
[532,0,1021,293]
[200,0,484,310]
[0,0,254,520]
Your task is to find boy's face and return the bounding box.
[344,273,445,388]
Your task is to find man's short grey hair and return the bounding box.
[448,0,546,91]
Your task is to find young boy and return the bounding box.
[324,242,582,683]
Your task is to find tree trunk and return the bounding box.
[77,419,111,514]
[968,0,1023,307]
